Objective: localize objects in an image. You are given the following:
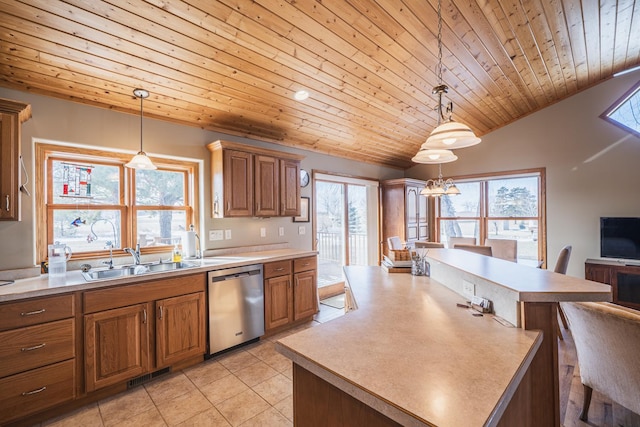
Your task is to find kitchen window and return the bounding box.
[36,143,199,262]
[435,168,546,266]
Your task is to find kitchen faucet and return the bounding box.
[102,241,114,269]
[123,243,141,265]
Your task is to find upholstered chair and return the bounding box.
[554,245,572,339]
[485,238,517,262]
[414,241,445,249]
[453,244,493,257]
[448,236,476,248]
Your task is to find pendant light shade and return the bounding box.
[423,121,481,150]
[412,148,457,164]
[125,88,157,170]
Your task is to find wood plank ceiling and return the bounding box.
[1,0,639,168]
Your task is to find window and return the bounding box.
[436,169,545,265]
[602,80,640,138]
[36,143,199,262]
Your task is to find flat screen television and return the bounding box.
[600,217,640,260]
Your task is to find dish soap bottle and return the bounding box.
[172,244,182,262]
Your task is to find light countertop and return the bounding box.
[276,266,542,427]
[0,248,316,303]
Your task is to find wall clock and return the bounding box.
[300,169,310,187]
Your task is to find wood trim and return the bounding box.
[207,140,305,161]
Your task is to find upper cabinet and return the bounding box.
[381,178,429,256]
[0,98,31,221]
[207,140,303,218]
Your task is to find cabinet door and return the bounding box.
[585,264,612,284]
[294,270,317,321]
[223,149,253,216]
[254,154,279,217]
[280,159,300,216]
[0,112,19,221]
[418,193,428,240]
[405,186,419,241]
[156,292,206,368]
[265,275,293,330]
[84,304,150,392]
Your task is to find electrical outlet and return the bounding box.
[260,227,266,237]
[298,226,306,235]
[209,230,224,241]
[225,229,232,239]
[279,227,285,236]
[462,280,475,298]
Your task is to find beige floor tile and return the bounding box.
[99,387,155,427]
[234,361,279,387]
[251,374,292,406]
[272,397,294,422]
[183,360,231,388]
[281,363,293,380]
[245,341,279,361]
[238,407,292,427]
[174,407,231,427]
[145,372,197,405]
[155,389,212,426]
[41,403,103,427]
[199,374,250,405]
[214,389,270,427]
[262,352,292,373]
[109,408,167,427]
[216,350,260,373]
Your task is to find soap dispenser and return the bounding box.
[172,244,182,262]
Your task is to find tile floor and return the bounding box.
[38,303,344,427]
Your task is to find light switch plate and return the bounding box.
[225,229,232,239]
[279,227,285,236]
[298,226,306,235]
[462,280,475,298]
[260,227,266,237]
[209,230,224,241]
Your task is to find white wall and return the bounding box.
[407,71,640,277]
[0,87,402,272]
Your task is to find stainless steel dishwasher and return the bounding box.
[207,264,264,355]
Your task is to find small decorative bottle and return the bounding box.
[172,245,182,262]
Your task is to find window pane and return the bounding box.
[347,185,367,266]
[52,161,119,204]
[440,219,480,246]
[135,170,185,206]
[486,220,540,266]
[488,177,538,217]
[606,83,640,135]
[52,210,121,253]
[137,210,186,247]
[440,182,480,217]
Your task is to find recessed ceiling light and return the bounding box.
[294,90,309,101]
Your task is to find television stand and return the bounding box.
[585,259,640,310]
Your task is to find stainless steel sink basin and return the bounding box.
[82,261,199,281]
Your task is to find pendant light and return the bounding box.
[125,88,157,170]
[419,0,480,152]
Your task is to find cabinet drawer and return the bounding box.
[0,359,75,425]
[0,318,75,378]
[294,256,317,273]
[0,294,74,332]
[264,260,292,279]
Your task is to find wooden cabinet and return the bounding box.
[586,261,640,309]
[0,293,75,425]
[264,256,318,333]
[381,178,429,256]
[83,273,206,392]
[208,140,304,218]
[0,98,31,221]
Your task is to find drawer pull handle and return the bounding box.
[21,308,46,316]
[21,343,46,352]
[22,386,47,396]
[302,263,310,266]
[275,267,285,272]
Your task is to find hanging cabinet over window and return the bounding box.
[381,178,429,256]
[207,140,304,218]
[0,98,31,221]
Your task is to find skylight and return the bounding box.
[602,81,640,138]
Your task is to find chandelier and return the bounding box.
[420,164,460,197]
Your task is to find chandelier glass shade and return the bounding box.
[420,164,461,197]
[411,148,457,164]
[125,88,157,170]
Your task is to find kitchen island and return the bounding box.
[275,251,611,427]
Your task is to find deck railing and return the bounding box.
[316,231,368,266]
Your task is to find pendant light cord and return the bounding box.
[139,94,144,153]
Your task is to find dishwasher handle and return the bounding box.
[211,271,257,282]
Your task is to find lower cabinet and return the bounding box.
[264,256,318,333]
[83,273,206,392]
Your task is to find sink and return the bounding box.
[82,261,199,281]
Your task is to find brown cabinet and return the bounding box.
[208,140,303,218]
[381,178,429,256]
[0,98,31,221]
[264,256,318,333]
[83,273,206,392]
[585,261,640,309]
[0,293,75,425]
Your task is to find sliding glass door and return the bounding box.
[314,173,379,289]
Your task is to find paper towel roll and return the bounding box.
[182,231,198,258]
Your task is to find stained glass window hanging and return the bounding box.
[60,163,94,198]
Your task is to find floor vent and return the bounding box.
[127,367,171,389]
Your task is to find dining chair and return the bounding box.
[414,241,445,249]
[554,245,572,340]
[485,238,517,262]
[448,236,476,248]
[453,244,493,257]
